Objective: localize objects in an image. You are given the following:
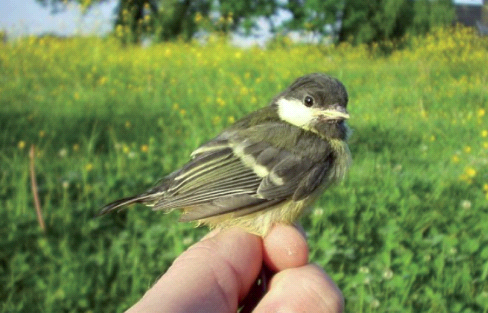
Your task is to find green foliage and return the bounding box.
[339,0,455,45]
[37,0,455,45]
[285,0,344,38]
[1,27,488,311]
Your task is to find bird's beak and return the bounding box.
[314,104,350,121]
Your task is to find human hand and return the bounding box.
[125,225,344,313]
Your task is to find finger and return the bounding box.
[262,224,309,272]
[126,228,262,313]
[253,264,344,313]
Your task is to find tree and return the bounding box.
[36,0,280,42]
[114,0,159,43]
[37,0,455,45]
[338,0,455,45]
[219,0,280,33]
[285,0,344,41]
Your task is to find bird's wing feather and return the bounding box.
[292,162,331,201]
[150,125,332,221]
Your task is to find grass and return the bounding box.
[1,26,488,312]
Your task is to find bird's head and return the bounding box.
[274,73,350,140]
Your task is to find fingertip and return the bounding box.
[254,264,344,313]
[263,224,309,272]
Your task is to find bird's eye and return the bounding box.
[304,96,314,107]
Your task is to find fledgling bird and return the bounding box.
[99,73,351,236]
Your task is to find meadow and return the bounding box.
[1,26,487,312]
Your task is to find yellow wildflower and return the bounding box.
[141,144,149,153]
[481,130,488,138]
[483,183,488,192]
[194,12,203,23]
[451,155,460,163]
[98,76,108,85]
[122,144,130,154]
[212,116,221,125]
[478,108,485,117]
[464,146,471,153]
[115,24,124,37]
[18,141,26,149]
[240,86,249,95]
[465,167,476,178]
[85,163,94,172]
[216,97,225,107]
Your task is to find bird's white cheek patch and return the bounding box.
[277,98,315,129]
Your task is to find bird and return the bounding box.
[99,73,351,237]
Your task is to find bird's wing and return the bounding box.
[151,124,333,221]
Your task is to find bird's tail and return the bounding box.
[97,194,155,216]
[98,176,172,216]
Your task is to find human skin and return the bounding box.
[126,225,344,313]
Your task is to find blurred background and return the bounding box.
[1,0,488,312]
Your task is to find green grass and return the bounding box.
[1,27,488,312]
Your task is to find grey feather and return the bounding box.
[179,197,284,221]
[255,146,286,169]
[146,124,332,219]
[256,154,311,199]
[293,163,330,201]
